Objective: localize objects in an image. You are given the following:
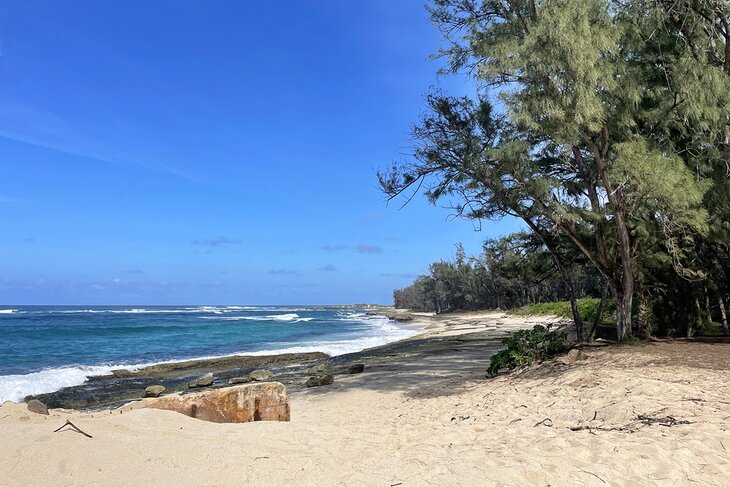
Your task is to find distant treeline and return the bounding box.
[381,0,730,342]
[394,236,603,313]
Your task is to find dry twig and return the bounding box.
[53,420,93,438]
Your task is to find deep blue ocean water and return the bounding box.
[0,305,416,402]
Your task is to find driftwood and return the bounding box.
[53,420,93,438]
[570,414,691,434]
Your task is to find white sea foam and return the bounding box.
[0,309,17,314]
[40,308,231,315]
[202,313,314,323]
[0,365,118,404]
[0,311,419,404]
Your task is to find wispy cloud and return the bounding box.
[192,236,243,247]
[381,272,418,279]
[123,269,145,275]
[268,269,299,275]
[357,244,383,254]
[317,264,338,272]
[0,101,202,183]
[21,237,36,244]
[321,243,348,252]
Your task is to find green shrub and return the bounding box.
[508,298,615,324]
[487,325,567,376]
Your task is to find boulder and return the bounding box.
[562,348,582,364]
[248,369,273,381]
[228,376,252,385]
[188,372,214,388]
[348,364,365,374]
[144,385,166,398]
[26,399,49,415]
[305,375,334,388]
[145,382,290,423]
[307,364,328,375]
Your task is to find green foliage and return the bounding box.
[487,325,568,377]
[509,298,616,324]
[383,0,730,340]
[393,235,604,313]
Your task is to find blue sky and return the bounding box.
[0,1,521,305]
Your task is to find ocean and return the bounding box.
[0,305,417,403]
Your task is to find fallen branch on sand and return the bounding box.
[570,414,692,434]
[53,420,93,438]
[636,415,691,427]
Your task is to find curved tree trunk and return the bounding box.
[718,292,730,336]
[520,216,584,341]
[589,283,609,341]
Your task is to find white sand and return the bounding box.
[1,312,728,486]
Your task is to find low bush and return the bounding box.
[487,325,567,376]
[508,298,615,324]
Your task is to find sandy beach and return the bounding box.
[2,311,728,486]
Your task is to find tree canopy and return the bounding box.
[381,0,730,341]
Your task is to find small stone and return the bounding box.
[144,385,166,398]
[26,399,49,415]
[308,364,328,374]
[562,349,582,364]
[305,375,334,388]
[348,364,365,374]
[229,376,252,385]
[248,369,273,381]
[188,372,214,388]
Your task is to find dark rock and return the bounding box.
[305,375,334,388]
[111,369,135,378]
[228,376,252,385]
[348,364,365,374]
[188,372,214,388]
[248,369,273,381]
[307,364,328,375]
[26,399,49,415]
[144,385,166,397]
[145,382,290,423]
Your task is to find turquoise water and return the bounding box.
[0,305,415,402]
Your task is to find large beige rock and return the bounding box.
[145,382,290,423]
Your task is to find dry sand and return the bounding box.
[1,311,728,486]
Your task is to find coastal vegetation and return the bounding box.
[486,325,567,376]
[381,0,730,343]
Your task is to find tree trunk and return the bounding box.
[636,287,651,338]
[689,298,701,338]
[677,284,688,338]
[568,297,584,342]
[589,283,609,341]
[718,293,730,336]
[520,216,584,341]
[594,136,635,342]
[610,279,633,342]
